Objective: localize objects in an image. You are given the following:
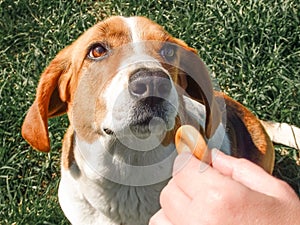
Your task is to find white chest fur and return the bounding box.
[59,137,173,225]
[59,168,167,225]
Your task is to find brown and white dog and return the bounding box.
[22,16,299,225]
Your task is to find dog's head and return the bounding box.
[22,16,221,153]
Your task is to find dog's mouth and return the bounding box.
[103,96,177,138]
[103,117,168,138]
[129,116,168,139]
[103,128,114,135]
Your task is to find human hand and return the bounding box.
[149,149,300,225]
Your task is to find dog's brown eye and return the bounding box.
[88,44,107,59]
[164,48,174,57]
[161,44,176,61]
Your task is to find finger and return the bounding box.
[149,209,173,225]
[211,148,294,199]
[159,179,191,225]
[172,153,227,199]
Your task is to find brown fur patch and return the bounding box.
[61,126,75,169]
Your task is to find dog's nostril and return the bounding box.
[158,81,171,96]
[129,69,172,99]
[131,82,148,96]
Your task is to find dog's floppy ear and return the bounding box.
[22,46,72,152]
[175,40,221,138]
[183,63,221,138]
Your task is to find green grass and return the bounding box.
[1,0,299,224]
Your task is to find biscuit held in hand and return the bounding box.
[175,125,212,164]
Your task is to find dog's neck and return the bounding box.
[72,132,176,182]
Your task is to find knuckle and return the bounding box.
[206,186,230,206]
[148,212,161,225]
[159,180,174,205]
[159,186,169,203]
[205,181,245,209]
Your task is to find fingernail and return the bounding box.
[211,148,224,165]
[198,161,210,172]
[211,148,219,158]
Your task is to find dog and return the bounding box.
[22,16,299,225]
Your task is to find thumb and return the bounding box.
[211,149,297,200]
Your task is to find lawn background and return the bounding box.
[1,0,299,224]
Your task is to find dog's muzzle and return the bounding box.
[126,69,175,136]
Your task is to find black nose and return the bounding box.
[128,69,172,99]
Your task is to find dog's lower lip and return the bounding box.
[103,128,114,135]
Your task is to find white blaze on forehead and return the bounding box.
[123,17,141,43]
[120,17,161,69]
[123,17,147,56]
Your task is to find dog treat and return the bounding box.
[175,125,212,164]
